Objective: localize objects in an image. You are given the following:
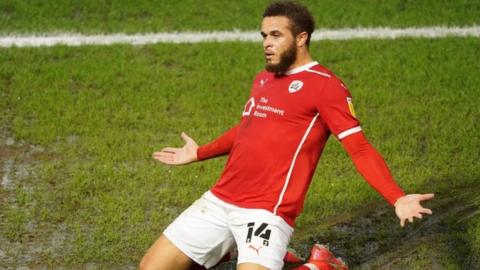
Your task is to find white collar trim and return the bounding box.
[285,61,319,75]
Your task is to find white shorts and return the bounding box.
[163,191,294,270]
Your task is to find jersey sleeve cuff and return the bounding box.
[392,192,406,206]
[196,146,207,161]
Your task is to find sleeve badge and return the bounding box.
[346,97,357,118]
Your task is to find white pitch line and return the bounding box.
[313,25,480,40]
[1,26,479,48]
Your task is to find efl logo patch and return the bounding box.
[288,80,303,93]
[346,97,357,118]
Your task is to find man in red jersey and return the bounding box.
[140,1,434,270]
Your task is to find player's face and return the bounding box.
[261,16,297,74]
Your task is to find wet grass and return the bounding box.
[0,0,479,34]
[0,38,479,269]
[289,179,480,269]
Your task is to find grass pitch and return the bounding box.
[1,1,480,269]
[1,0,479,34]
[1,37,479,268]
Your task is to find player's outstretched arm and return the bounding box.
[152,132,198,165]
[341,131,434,227]
[394,194,434,227]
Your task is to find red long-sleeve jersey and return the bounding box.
[198,62,404,227]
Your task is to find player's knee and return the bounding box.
[139,254,162,270]
[139,255,148,270]
[237,263,270,270]
[139,251,186,270]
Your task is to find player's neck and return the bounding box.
[287,50,313,72]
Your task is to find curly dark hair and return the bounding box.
[263,1,315,46]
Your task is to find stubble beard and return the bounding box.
[265,41,297,75]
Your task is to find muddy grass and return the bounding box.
[1,130,479,269]
[213,182,480,270]
[288,182,480,270]
[0,130,67,270]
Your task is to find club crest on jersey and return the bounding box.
[288,80,303,93]
[346,97,357,118]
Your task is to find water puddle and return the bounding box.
[288,182,480,269]
[0,132,66,270]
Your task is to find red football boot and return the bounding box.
[284,247,305,263]
[293,244,348,270]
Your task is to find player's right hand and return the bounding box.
[152,132,198,165]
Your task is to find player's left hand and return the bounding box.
[394,193,434,227]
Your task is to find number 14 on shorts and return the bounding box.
[246,222,271,246]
